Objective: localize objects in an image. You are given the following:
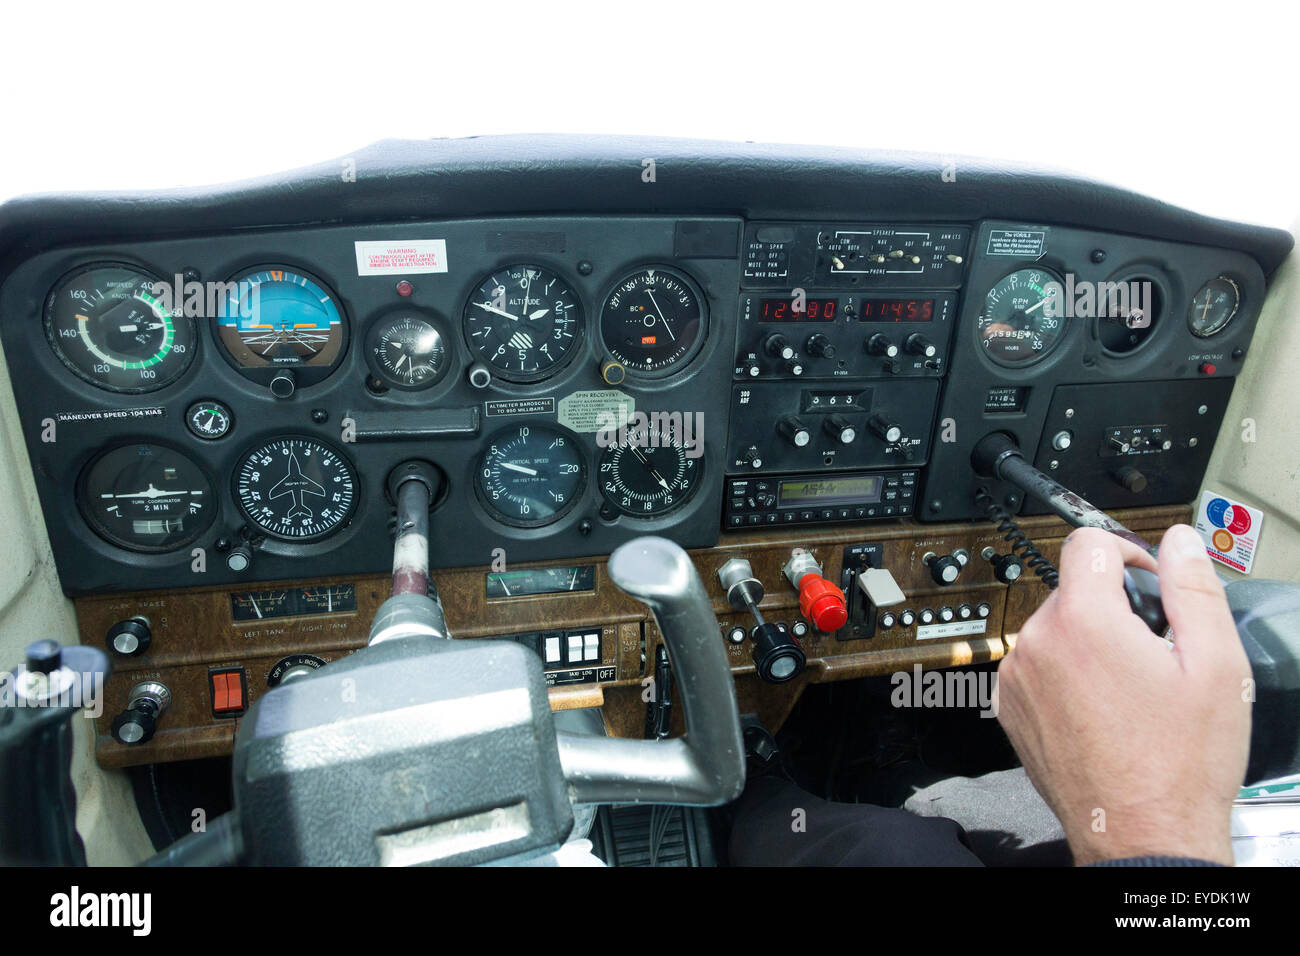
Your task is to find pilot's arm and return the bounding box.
[997,524,1252,865]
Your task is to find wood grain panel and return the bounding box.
[83,505,1191,766]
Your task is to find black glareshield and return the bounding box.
[971,432,1169,636]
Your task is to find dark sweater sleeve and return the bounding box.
[1087,856,1226,866]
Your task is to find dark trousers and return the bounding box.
[729,777,984,866]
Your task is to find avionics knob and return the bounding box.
[924,549,969,586]
[823,414,857,445]
[741,359,761,377]
[805,334,836,358]
[867,414,903,444]
[741,447,764,469]
[904,333,937,358]
[750,621,806,683]
[982,546,1023,584]
[764,334,794,360]
[110,681,171,746]
[785,358,805,376]
[866,333,898,358]
[777,416,811,448]
[106,616,151,657]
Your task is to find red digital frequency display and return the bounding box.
[757,298,838,322]
[859,298,935,322]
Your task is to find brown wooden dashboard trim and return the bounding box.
[80,505,1191,767]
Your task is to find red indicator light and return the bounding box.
[395,280,414,297]
[641,335,657,345]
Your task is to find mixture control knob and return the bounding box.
[867,414,903,444]
[805,334,836,358]
[777,416,812,448]
[823,414,857,445]
[904,333,937,358]
[797,575,848,632]
[865,333,898,358]
[982,546,1023,584]
[764,334,794,360]
[924,549,969,586]
[106,616,151,657]
[110,681,171,746]
[750,621,806,684]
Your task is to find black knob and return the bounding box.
[25,640,62,674]
[905,333,937,358]
[268,369,296,398]
[785,358,805,376]
[823,414,856,444]
[1114,465,1148,493]
[805,334,836,358]
[925,550,967,586]
[106,617,151,657]
[777,416,811,448]
[984,548,1023,584]
[226,545,254,572]
[865,333,897,357]
[111,703,159,745]
[740,359,761,378]
[764,334,794,359]
[750,622,806,684]
[867,414,903,443]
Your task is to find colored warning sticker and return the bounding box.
[1195,491,1264,574]
[354,239,448,276]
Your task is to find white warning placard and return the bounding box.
[354,239,448,276]
[1194,490,1264,574]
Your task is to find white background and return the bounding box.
[3,0,1296,228]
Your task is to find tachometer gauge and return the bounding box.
[45,265,197,393]
[365,311,449,390]
[600,267,706,376]
[216,268,347,385]
[463,265,583,381]
[1188,276,1241,338]
[977,268,1067,366]
[234,437,358,541]
[476,424,586,527]
[598,420,703,517]
[78,443,215,552]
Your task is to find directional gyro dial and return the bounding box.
[233,437,358,541]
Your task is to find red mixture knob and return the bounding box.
[798,575,848,632]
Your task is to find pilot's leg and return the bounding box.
[728,776,983,866]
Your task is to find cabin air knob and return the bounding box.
[925,549,969,585]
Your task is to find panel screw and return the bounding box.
[578,518,593,535]
[1090,249,1106,264]
[929,499,942,513]
[311,409,329,424]
[1065,408,1075,419]
[577,261,594,276]
[1197,405,1208,415]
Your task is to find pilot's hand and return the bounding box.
[996,524,1251,865]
